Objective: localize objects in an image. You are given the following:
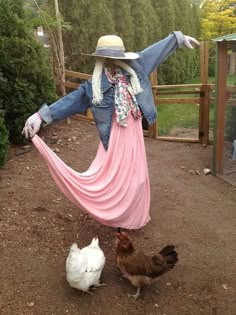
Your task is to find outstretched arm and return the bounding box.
[22,81,90,138]
[139,31,200,76]
[38,82,90,124]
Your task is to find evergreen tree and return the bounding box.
[173,0,200,83]
[60,0,115,72]
[129,0,150,50]
[190,0,201,38]
[141,0,160,46]
[154,0,177,84]
[111,0,135,51]
[0,111,8,167]
[155,0,175,37]
[151,0,200,84]
[0,0,56,144]
[56,0,200,85]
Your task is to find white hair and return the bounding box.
[92,58,105,104]
[92,58,143,105]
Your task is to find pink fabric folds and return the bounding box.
[31,116,150,229]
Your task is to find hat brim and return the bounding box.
[81,52,139,60]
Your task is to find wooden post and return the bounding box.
[55,0,65,97]
[199,41,210,145]
[200,41,209,84]
[214,41,228,175]
[199,84,210,145]
[149,69,158,138]
[55,0,70,124]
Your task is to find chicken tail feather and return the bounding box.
[165,251,178,265]
[157,245,178,266]
[158,245,175,256]
[70,243,79,252]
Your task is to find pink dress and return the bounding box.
[32,114,150,229]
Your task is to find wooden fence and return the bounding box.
[65,68,213,145]
[62,41,236,146]
[64,67,236,146]
[150,71,211,145]
[64,68,211,144]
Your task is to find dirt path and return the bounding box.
[0,119,235,315]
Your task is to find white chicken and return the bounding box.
[66,237,106,294]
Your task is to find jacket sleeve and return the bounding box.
[138,31,185,76]
[38,82,90,124]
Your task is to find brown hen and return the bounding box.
[116,232,178,300]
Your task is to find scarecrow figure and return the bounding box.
[22,32,199,229]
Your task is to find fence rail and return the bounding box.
[62,41,236,146]
[149,81,211,145]
[64,69,212,144]
[64,69,236,145]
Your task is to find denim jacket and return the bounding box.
[39,31,185,150]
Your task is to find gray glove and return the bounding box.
[22,113,42,138]
[184,35,200,49]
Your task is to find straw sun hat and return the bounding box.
[82,35,139,60]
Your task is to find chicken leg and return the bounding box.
[128,287,141,300]
[92,282,106,289]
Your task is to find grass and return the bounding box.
[187,74,236,85]
[157,104,199,135]
[157,74,236,136]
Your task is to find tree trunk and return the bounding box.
[54,0,70,124]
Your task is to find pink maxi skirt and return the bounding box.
[32,115,150,229]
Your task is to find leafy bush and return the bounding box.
[0,0,57,144]
[226,107,236,141]
[0,111,8,167]
[208,59,216,77]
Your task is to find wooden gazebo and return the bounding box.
[212,33,236,181]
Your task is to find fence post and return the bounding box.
[214,41,228,175]
[199,41,210,145]
[199,84,210,145]
[149,70,158,138]
[200,41,209,84]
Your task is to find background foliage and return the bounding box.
[0,111,8,167]
[56,0,201,83]
[0,0,236,164]
[0,0,56,146]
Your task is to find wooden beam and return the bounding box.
[157,136,199,143]
[143,130,150,137]
[214,41,228,175]
[226,99,236,106]
[157,90,200,95]
[155,98,200,104]
[65,81,80,89]
[210,85,236,92]
[152,84,201,89]
[200,41,209,84]
[226,85,236,92]
[149,70,158,138]
[65,69,92,80]
[71,114,93,122]
[210,97,236,106]
[199,84,210,145]
[149,70,158,85]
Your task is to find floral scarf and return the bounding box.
[105,67,141,127]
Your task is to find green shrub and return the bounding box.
[226,106,236,141]
[208,60,216,77]
[0,0,57,144]
[0,111,8,167]
[225,79,236,141]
